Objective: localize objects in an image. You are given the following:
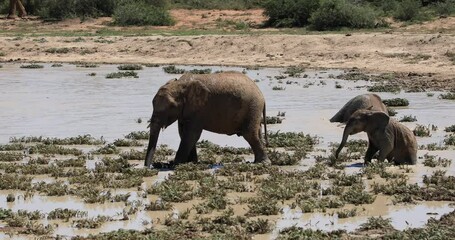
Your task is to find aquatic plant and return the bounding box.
[382,98,409,107]
[10,134,105,145]
[106,71,138,79]
[145,200,173,211]
[163,65,185,74]
[413,124,431,137]
[439,92,455,100]
[118,64,143,70]
[0,174,33,190]
[268,131,317,150]
[28,144,83,156]
[368,84,400,93]
[341,184,376,205]
[149,179,193,202]
[47,208,88,221]
[422,154,451,168]
[278,226,346,239]
[444,134,455,146]
[419,143,448,151]
[265,116,283,124]
[284,66,305,77]
[244,218,272,234]
[91,144,120,155]
[267,149,305,166]
[272,86,286,90]
[145,63,160,67]
[445,125,455,132]
[76,63,98,68]
[33,180,70,196]
[20,64,44,69]
[125,130,149,140]
[399,115,417,122]
[73,215,112,229]
[337,208,357,218]
[188,68,212,74]
[0,152,23,162]
[358,216,394,231]
[113,138,143,147]
[387,107,397,116]
[246,197,280,216]
[51,63,63,67]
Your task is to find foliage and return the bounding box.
[263,0,320,27]
[113,1,174,26]
[309,0,378,30]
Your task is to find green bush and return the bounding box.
[309,0,377,30]
[113,1,174,26]
[263,0,320,27]
[171,0,261,9]
[433,0,455,16]
[393,0,422,21]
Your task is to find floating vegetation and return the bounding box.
[188,68,212,74]
[0,152,23,162]
[145,63,160,67]
[125,131,149,140]
[144,200,173,211]
[439,92,455,100]
[88,72,96,76]
[20,64,44,69]
[337,209,357,218]
[51,63,63,67]
[10,134,105,145]
[413,124,431,137]
[28,144,83,156]
[45,47,70,54]
[445,125,455,133]
[163,65,185,74]
[368,84,400,93]
[267,149,305,166]
[118,64,143,70]
[244,218,272,234]
[113,138,143,147]
[383,98,409,107]
[91,144,120,155]
[33,180,70,196]
[76,63,98,68]
[73,216,112,229]
[265,116,283,124]
[283,66,305,77]
[272,86,285,90]
[247,197,280,216]
[422,154,451,168]
[148,179,193,202]
[399,115,417,122]
[419,143,448,151]
[278,226,346,239]
[359,216,394,231]
[341,184,376,205]
[106,71,138,79]
[268,131,317,150]
[444,134,455,146]
[48,208,87,221]
[0,143,25,151]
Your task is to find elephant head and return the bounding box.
[144,78,209,167]
[335,110,389,159]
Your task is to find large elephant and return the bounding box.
[144,71,268,167]
[330,93,387,123]
[7,0,27,19]
[335,110,417,165]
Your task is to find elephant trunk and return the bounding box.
[144,120,161,168]
[335,125,352,159]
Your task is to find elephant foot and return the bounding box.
[7,14,18,19]
[254,157,271,165]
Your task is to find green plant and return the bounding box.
[20,64,44,69]
[163,65,185,74]
[45,47,70,54]
[118,64,143,70]
[309,0,378,30]
[439,92,455,100]
[263,0,320,27]
[413,124,431,137]
[113,1,174,26]
[394,0,422,21]
[368,84,401,93]
[444,134,455,145]
[399,115,417,122]
[106,71,138,79]
[383,98,409,107]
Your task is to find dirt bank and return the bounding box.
[1,11,455,89]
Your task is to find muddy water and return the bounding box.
[0,63,454,237]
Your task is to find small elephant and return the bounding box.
[330,93,388,123]
[335,110,417,165]
[144,71,268,167]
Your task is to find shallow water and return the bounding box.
[0,63,454,238]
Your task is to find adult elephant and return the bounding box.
[330,93,387,123]
[335,110,417,165]
[144,71,269,168]
[7,0,27,19]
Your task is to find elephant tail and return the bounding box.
[263,102,269,147]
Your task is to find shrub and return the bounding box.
[433,0,455,16]
[113,1,174,26]
[263,0,320,27]
[393,0,421,21]
[171,0,261,9]
[309,0,378,30]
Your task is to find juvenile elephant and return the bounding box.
[335,110,417,165]
[144,71,268,167]
[330,94,387,123]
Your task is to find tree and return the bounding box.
[7,0,27,19]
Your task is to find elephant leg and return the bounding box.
[243,131,268,164]
[16,0,26,17]
[376,145,393,163]
[178,121,198,163]
[174,124,202,165]
[7,0,17,19]
[364,143,378,165]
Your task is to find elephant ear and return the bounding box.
[367,111,390,130]
[183,80,210,115]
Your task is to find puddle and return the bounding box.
[0,63,454,238]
